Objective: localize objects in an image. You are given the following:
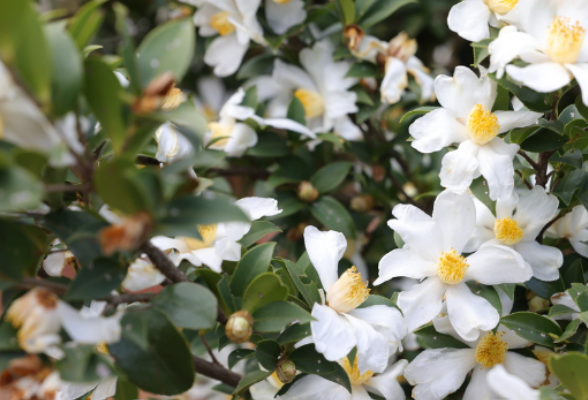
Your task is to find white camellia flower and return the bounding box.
[303,226,407,374]
[153,197,282,272]
[58,376,118,400]
[448,0,520,42]
[43,240,74,277]
[550,286,587,323]
[265,0,306,35]
[404,323,545,400]
[466,186,563,281]
[191,0,266,76]
[155,122,195,163]
[280,358,408,400]
[546,205,588,257]
[122,258,166,292]
[487,365,540,400]
[374,191,533,341]
[409,67,541,200]
[488,0,588,104]
[58,300,122,345]
[193,76,231,122]
[251,41,362,141]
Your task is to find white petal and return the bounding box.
[279,375,351,400]
[466,244,531,284]
[409,108,468,153]
[122,258,166,292]
[513,241,562,282]
[257,116,316,138]
[204,35,248,77]
[349,385,372,400]
[465,197,496,253]
[497,324,530,349]
[235,197,282,220]
[397,278,446,332]
[58,381,99,400]
[407,57,435,102]
[310,304,356,362]
[333,116,362,141]
[58,303,122,344]
[487,365,540,400]
[506,63,572,93]
[463,368,493,400]
[303,226,346,291]
[432,191,476,254]
[488,26,540,78]
[503,352,546,388]
[43,252,66,277]
[570,229,588,258]
[566,63,588,106]
[188,247,224,272]
[447,0,492,42]
[495,110,541,133]
[515,186,559,240]
[344,314,389,374]
[365,359,408,400]
[476,138,518,201]
[273,59,316,91]
[375,248,437,285]
[223,123,258,157]
[446,283,500,342]
[91,377,118,400]
[380,57,408,104]
[440,142,480,194]
[265,0,306,34]
[435,67,495,120]
[404,348,477,400]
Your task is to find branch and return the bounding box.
[193,356,242,388]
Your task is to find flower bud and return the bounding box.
[350,194,375,213]
[297,181,318,203]
[276,359,296,384]
[287,222,308,242]
[225,311,253,344]
[526,292,549,313]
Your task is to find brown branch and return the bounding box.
[139,241,191,283]
[537,213,563,244]
[515,170,532,190]
[534,151,556,189]
[201,334,220,365]
[518,150,538,169]
[193,356,242,388]
[136,155,161,166]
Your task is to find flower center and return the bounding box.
[183,224,218,250]
[208,122,232,147]
[272,0,292,3]
[162,86,183,111]
[545,16,586,64]
[494,217,523,245]
[466,104,500,145]
[294,88,325,119]
[483,0,518,15]
[437,249,468,285]
[341,357,374,385]
[475,332,508,368]
[326,266,370,313]
[209,11,235,36]
[96,342,109,355]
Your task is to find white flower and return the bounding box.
[448,0,519,42]
[58,377,118,400]
[374,191,533,341]
[265,0,306,35]
[192,0,266,76]
[487,365,540,400]
[249,372,283,400]
[58,300,122,345]
[155,123,194,163]
[546,205,588,257]
[252,41,362,141]
[550,288,584,321]
[122,258,166,292]
[194,76,231,122]
[404,324,545,400]
[466,187,563,281]
[43,240,74,277]
[488,0,588,104]
[303,225,407,374]
[279,358,408,400]
[153,196,282,272]
[409,67,541,200]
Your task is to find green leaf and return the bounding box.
[68,0,106,49]
[520,128,567,152]
[472,39,492,68]
[551,149,583,169]
[526,277,566,300]
[65,258,126,300]
[358,295,397,309]
[555,319,581,343]
[470,177,496,216]
[400,106,439,124]
[549,304,579,317]
[109,308,195,395]
[247,131,289,157]
[230,243,276,297]
[252,301,313,332]
[277,322,312,345]
[255,339,280,371]
[0,219,47,280]
[554,170,586,205]
[57,345,110,383]
[0,322,19,351]
[0,165,43,213]
[239,221,282,248]
[289,344,351,392]
[467,282,502,315]
[114,378,139,400]
[237,54,275,80]
[490,73,550,112]
[500,312,563,348]
[346,62,379,79]
[414,325,470,349]
[281,259,321,307]
[136,18,195,87]
[334,0,356,24]
[45,23,83,116]
[152,282,218,330]
[228,349,255,370]
[358,0,417,27]
[287,97,306,126]
[242,273,288,314]
[310,196,356,239]
[234,369,272,395]
[84,57,126,153]
[310,162,352,194]
[550,352,588,400]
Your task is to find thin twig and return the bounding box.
[193,356,242,388]
[518,150,539,169]
[201,334,220,365]
[537,213,563,243]
[515,170,533,190]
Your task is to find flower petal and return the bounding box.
[365,359,408,400]
[310,304,356,362]
[446,283,500,341]
[381,57,408,104]
[513,241,563,282]
[235,197,282,221]
[440,141,480,195]
[375,248,437,285]
[432,191,476,254]
[447,0,492,42]
[92,377,118,400]
[566,63,588,106]
[410,108,468,153]
[303,226,346,291]
[279,375,351,400]
[344,313,389,374]
[463,367,493,400]
[398,278,446,332]
[515,186,559,240]
[204,34,248,77]
[476,138,519,201]
[265,0,306,35]
[466,244,531,284]
[503,352,546,387]
[348,305,408,357]
[488,26,541,78]
[495,110,541,133]
[58,302,122,344]
[506,63,572,93]
[487,364,540,400]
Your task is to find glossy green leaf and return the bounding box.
[277,322,312,345]
[0,165,43,213]
[334,0,356,24]
[57,345,110,383]
[310,196,356,239]
[281,259,321,307]
[239,221,282,248]
[65,258,126,300]
[550,352,588,400]
[228,349,255,370]
[414,325,470,349]
[231,243,276,297]
[68,0,106,49]
[555,319,581,343]
[0,219,47,280]
[255,339,280,370]
[310,162,352,194]
[358,0,417,27]
[400,106,438,124]
[252,301,313,332]
[500,312,563,348]
[152,282,218,330]
[234,369,272,395]
[289,344,351,392]
[242,273,288,313]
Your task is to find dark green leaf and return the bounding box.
[310,196,356,239]
[0,219,47,280]
[228,349,255,370]
[414,325,470,349]
[57,345,110,383]
[234,369,272,395]
[500,312,563,348]
[252,301,313,332]
[255,339,280,370]
[277,322,312,345]
[400,106,438,124]
[289,344,351,392]
[0,166,43,213]
[358,0,417,28]
[555,319,581,343]
[550,352,588,400]
[152,282,218,330]
[65,258,126,300]
[346,62,379,79]
[239,221,282,248]
[231,243,276,297]
[310,162,352,194]
[242,272,288,313]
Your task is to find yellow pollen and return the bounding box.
[467,104,500,145]
[483,0,518,15]
[294,88,325,119]
[210,11,235,36]
[272,0,292,3]
[96,342,109,355]
[182,224,218,250]
[437,249,469,285]
[326,266,370,313]
[341,357,374,385]
[494,217,524,245]
[545,16,586,64]
[162,86,183,111]
[203,105,217,122]
[208,122,232,147]
[475,332,508,368]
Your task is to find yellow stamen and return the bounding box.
[545,16,586,64]
[208,122,232,147]
[162,86,183,111]
[272,0,292,3]
[183,224,218,250]
[475,331,508,368]
[483,0,518,15]
[341,357,374,385]
[437,249,469,285]
[96,342,109,355]
[210,11,235,36]
[326,266,370,313]
[467,104,500,145]
[494,217,524,245]
[294,88,325,119]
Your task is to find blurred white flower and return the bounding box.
[155,122,194,163]
[265,0,306,35]
[122,258,166,292]
[59,300,122,345]
[448,0,519,41]
[43,240,74,277]
[486,364,540,400]
[546,205,588,257]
